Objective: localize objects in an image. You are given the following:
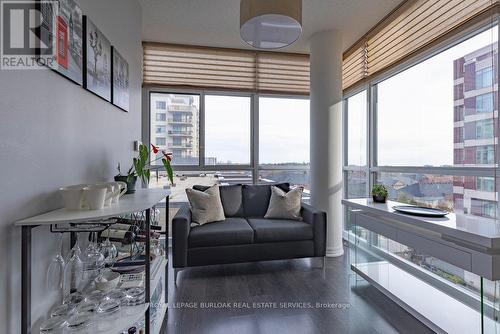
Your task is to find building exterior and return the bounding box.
[150,93,200,165]
[453,43,498,218]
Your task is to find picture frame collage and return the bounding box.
[39,0,130,112]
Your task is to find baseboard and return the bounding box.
[326,246,344,257]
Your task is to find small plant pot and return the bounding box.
[372,195,387,203]
[114,175,137,194]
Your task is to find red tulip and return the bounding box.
[151,144,159,154]
[162,151,173,161]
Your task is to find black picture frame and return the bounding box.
[83,15,112,102]
[38,0,83,85]
[111,47,130,112]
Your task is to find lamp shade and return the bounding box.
[240,0,302,49]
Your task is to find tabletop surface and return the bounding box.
[342,198,500,248]
[15,189,170,226]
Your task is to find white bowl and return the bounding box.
[94,271,120,292]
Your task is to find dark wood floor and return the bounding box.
[160,245,434,334]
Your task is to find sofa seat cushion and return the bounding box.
[247,218,313,243]
[188,218,254,247]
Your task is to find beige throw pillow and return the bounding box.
[264,186,303,220]
[186,184,225,225]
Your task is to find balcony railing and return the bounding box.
[168,130,193,136]
[168,118,193,125]
[167,105,194,113]
[169,143,193,149]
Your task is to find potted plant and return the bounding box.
[372,184,388,203]
[115,144,174,194]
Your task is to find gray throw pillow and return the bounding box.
[264,186,303,220]
[186,184,225,225]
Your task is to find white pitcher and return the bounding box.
[111,181,127,203]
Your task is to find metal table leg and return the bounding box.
[22,226,33,334]
[145,208,151,333]
[165,196,169,304]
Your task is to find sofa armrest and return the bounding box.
[172,204,192,268]
[301,203,327,257]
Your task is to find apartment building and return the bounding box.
[453,43,499,218]
[150,93,200,165]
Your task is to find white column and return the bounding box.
[309,30,344,257]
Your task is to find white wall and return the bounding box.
[0,0,143,332]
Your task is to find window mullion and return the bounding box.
[199,92,206,168]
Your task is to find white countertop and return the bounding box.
[342,198,500,250]
[16,189,170,226]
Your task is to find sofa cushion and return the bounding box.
[188,217,254,247]
[242,183,290,217]
[186,184,225,225]
[247,218,313,243]
[265,186,303,220]
[193,184,244,217]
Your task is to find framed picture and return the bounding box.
[112,47,130,112]
[39,0,83,85]
[83,16,112,101]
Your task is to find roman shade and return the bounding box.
[143,42,310,95]
[342,0,499,91]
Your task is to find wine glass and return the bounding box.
[46,234,65,291]
[100,237,118,266]
[66,233,81,262]
[64,233,84,294]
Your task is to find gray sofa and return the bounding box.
[172,183,327,281]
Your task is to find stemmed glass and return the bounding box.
[81,232,105,286]
[46,234,65,291]
[64,233,84,295]
[100,237,118,266]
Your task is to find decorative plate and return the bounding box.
[392,206,448,217]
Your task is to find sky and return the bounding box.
[349,26,498,167]
[205,95,251,164]
[204,95,309,165]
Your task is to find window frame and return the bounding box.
[342,19,500,196]
[342,19,500,230]
[142,87,310,185]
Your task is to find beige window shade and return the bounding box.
[342,0,499,91]
[342,43,367,89]
[143,43,310,95]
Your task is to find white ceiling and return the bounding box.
[139,0,403,53]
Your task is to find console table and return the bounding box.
[342,198,500,334]
[16,188,170,334]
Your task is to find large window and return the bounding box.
[148,92,310,203]
[205,95,251,165]
[377,27,497,167]
[345,90,368,199]
[344,25,498,229]
[258,97,309,166]
[347,90,367,167]
[258,97,310,197]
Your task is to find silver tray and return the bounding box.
[392,206,448,217]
